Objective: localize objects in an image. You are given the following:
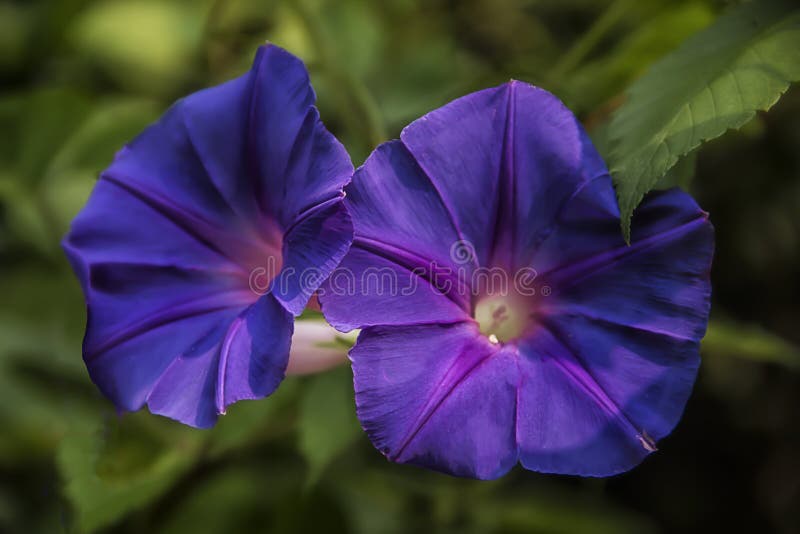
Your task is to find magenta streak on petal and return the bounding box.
[513,355,523,457]
[541,304,696,343]
[392,334,501,461]
[216,313,245,414]
[85,290,254,361]
[100,174,253,275]
[542,215,708,292]
[536,321,641,439]
[180,109,282,255]
[353,237,471,312]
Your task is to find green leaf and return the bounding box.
[157,468,281,534]
[57,413,202,533]
[47,97,159,174]
[654,149,698,191]
[608,0,800,240]
[0,3,32,72]
[205,379,300,458]
[297,366,361,484]
[469,491,656,534]
[42,98,161,234]
[703,318,800,370]
[0,266,93,460]
[333,470,411,534]
[0,180,55,255]
[0,93,159,253]
[13,88,93,184]
[564,2,715,113]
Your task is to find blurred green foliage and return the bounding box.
[608,0,800,239]
[0,0,798,533]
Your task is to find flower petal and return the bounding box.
[541,189,713,341]
[86,310,237,425]
[64,45,352,427]
[399,81,606,269]
[351,323,519,479]
[504,83,608,269]
[146,294,292,428]
[319,246,468,332]
[515,304,704,475]
[399,86,509,267]
[325,80,713,478]
[515,327,652,476]
[64,178,245,293]
[345,140,468,272]
[248,46,354,226]
[273,199,353,316]
[512,187,712,476]
[319,140,476,330]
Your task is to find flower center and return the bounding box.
[241,221,284,299]
[474,292,532,344]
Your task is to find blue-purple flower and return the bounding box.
[63,45,353,428]
[319,81,714,478]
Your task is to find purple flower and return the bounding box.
[319,81,713,478]
[63,45,353,428]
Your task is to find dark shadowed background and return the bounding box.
[1,0,798,532]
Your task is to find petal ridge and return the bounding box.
[353,238,469,312]
[544,214,709,291]
[392,337,502,461]
[100,174,248,271]
[534,322,642,440]
[85,291,251,361]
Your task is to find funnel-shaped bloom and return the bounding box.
[64,45,353,428]
[320,81,713,478]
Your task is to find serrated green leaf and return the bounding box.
[298,366,361,484]
[564,3,715,113]
[609,0,800,240]
[654,149,698,191]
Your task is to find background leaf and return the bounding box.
[3,1,800,532]
[297,365,361,484]
[69,0,208,96]
[703,318,800,370]
[57,414,202,533]
[563,2,715,114]
[608,0,800,239]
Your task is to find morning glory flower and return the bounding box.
[63,45,353,428]
[319,81,713,478]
